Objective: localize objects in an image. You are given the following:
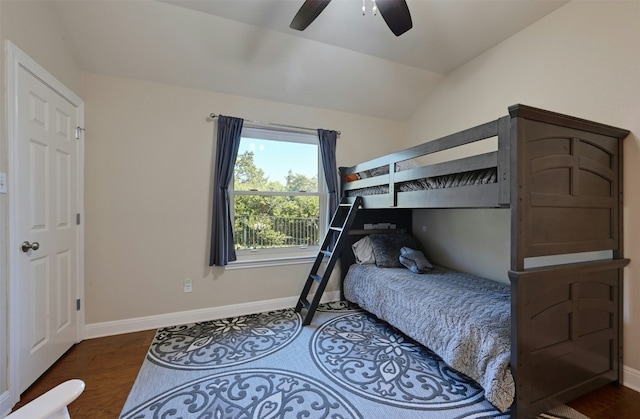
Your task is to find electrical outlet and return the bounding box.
[183,278,192,293]
[0,172,6,194]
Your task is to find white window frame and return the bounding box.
[228,126,327,269]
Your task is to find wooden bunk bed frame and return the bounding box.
[338,104,630,418]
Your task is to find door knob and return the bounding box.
[21,241,40,252]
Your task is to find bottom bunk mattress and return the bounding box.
[343,263,514,412]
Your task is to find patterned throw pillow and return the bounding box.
[368,233,418,268]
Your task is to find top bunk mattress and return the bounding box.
[345,167,497,197]
[343,263,514,412]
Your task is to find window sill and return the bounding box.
[226,254,317,270]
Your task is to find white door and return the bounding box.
[12,55,82,394]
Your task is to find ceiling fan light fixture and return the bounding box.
[363,0,377,16]
[291,0,412,36]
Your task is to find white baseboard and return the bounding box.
[84,292,341,340]
[624,365,640,393]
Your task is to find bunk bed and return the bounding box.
[337,104,630,418]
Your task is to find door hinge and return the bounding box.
[76,213,81,225]
[74,126,85,140]
[76,299,81,311]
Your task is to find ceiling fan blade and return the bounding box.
[290,0,332,31]
[376,0,413,36]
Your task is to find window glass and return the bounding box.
[231,128,325,261]
[235,138,318,192]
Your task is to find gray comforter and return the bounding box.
[343,264,514,412]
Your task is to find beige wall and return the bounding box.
[406,1,640,375]
[2,0,638,403]
[0,1,83,95]
[0,0,84,407]
[0,0,5,403]
[83,72,405,324]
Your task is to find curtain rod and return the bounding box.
[209,113,341,136]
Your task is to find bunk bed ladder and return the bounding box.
[295,196,362,326]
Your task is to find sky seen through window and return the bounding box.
[239,137,318,184]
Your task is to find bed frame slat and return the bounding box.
[397,184,498,208]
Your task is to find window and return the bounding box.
[229,127,326,264]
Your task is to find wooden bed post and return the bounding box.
[615,137,625,384]
[508,107,525,417]
[497,115,511,207]
[388,163,397,207]
[508,108,525,273]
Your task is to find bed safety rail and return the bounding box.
[340,116,511,209]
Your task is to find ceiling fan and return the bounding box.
[290,0,413,37]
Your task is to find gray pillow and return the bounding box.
[352,236,375,264]
[368,233,418,268]
[399,246,433,274]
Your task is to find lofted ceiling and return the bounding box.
[50,0,568,120]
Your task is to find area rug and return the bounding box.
[120,302,589,419]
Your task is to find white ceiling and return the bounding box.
[51,0,568,120]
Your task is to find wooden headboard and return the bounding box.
[509,106,628,270]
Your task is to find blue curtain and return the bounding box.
[209,115,244,266]
[318,129,339,220]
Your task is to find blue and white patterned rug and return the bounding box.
[120,302,589,419]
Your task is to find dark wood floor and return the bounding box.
[12,330,156,418]
[12,329,640,418]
